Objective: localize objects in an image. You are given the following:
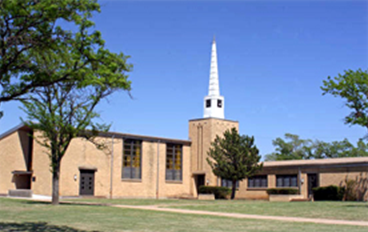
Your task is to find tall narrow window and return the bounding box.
[166,144,182,181]
[206,99,211,108]
[122,139,142,179]
[217,99,222,108]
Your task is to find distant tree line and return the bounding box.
[265,133,368,161]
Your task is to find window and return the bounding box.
[221,179,239,188]
[217,99,222,108]
[248,175,268,188]
[122,139,142,179]
[276,175,298,187]
[166,144,182,181]
[206,99,211,108]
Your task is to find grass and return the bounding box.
[0,197,367,232]
[168,200,368,222]
[64,198,368,222]
[63,197,216,206]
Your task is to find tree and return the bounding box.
[321,69,368,132]
[0,0,101,116]
[19,1,132,205]
[265,133,368,161]
[206,128,263,199]
[265,133,313,161]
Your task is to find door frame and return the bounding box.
[79,169,96,196]
[307,173,319,197]
[194,174,205,195]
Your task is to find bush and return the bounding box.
[266,188,298,195]
[313,185,345,201]
[198,186,231,199]
[344,179,358,201]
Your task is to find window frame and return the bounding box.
[165,143,183,182]
[247,175,268,188]
[276,174,298,188]
[122,139,142,180]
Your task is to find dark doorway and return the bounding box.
[79,170,95,196]
[308,174,318,197]
[195,174,205,194]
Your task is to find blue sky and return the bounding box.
[1,0,367,158]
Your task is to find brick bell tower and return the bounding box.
[189,37,239,196]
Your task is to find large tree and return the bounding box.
[18,0,132,205]
[207,128,263,199]
[321,69,368,132]
[0,0,101,116]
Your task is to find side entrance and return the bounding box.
[307,173,319,197]
[194,174,205,195]
[79,170,95,196]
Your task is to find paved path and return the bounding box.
[111,204,368,227]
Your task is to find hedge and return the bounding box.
[198,186,231,199]
[312,185,345,201]
[266,188,298,195]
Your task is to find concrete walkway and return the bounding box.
[111,204,368,227]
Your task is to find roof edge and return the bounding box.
[0,123,31,140]
[189,117,238,123]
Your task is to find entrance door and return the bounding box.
[80,170,95,196]
[195,174,205,194]
[307,174,318,197]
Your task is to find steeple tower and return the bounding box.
[203,37,225,119]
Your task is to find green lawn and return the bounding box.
[64,198,368,222]
[64,197,218,206]
[168,200,368,222]
[0,198,367,232]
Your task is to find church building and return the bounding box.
[0,39,367,201]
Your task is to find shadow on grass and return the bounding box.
[344,204,368,208]
[24,200,111,207]
[0,222,99,232]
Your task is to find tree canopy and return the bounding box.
[321,69,368,132]
[0,0,104,116]
[207,128,263,199]
[265,133,368,161]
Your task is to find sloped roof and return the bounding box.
[0,123,191,145]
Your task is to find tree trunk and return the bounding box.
[52,165,60,205]
[231,180,237,200]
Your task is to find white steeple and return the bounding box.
[203,37,225,119]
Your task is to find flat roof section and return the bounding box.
[189,117,239,123]
[263,157,368,168]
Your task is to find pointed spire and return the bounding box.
[208,37,220,96]
[203,37,225,119]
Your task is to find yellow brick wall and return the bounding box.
[188,118,239,193]
[31,133,192,198]
[0,131,29,194]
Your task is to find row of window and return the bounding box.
[221,175,299,188]
[122,139,299,187]
[122,139,183,181]
[206,99,222,108]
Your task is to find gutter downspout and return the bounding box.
[156,140,161,199]
[110,135,115,199]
